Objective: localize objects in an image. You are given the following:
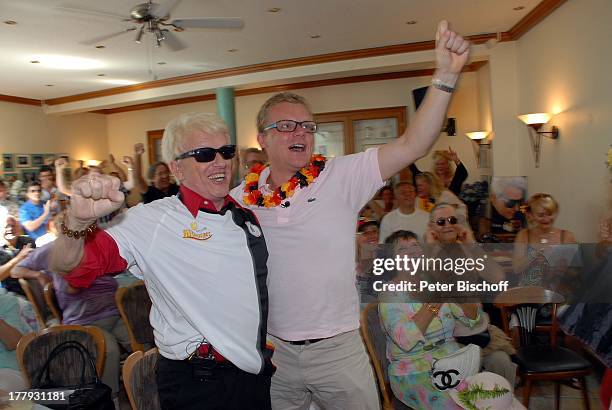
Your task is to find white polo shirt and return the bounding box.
[95,195,271,374]
[231,148,384,340]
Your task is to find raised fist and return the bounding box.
[121,156,134,167]
[134,143,145,155]
[55,157,68,169]
[435,20,470,75]
[69,174,124,225]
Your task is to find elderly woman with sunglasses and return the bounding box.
[379,230,484,409]
[513,193,578,289]
[49,112,275,409]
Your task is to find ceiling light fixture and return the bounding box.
[406,20,418,25]
[4,20,17,25]
[310,35,321,39]
[95,45,106,49]
[29,55,103,70]
[268,8,281,13]
[157,61,167,65]
[513,6,525,10]
[100,79,139,86]
[45,84,54,87]
[227,48,238,52]
[97,74,106,76]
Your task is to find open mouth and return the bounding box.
[208,173,226,183]
[289,143,306,152]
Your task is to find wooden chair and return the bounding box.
[494,286,591,409]
[43,281,62,324]
[360,303,412,410]
[18,278,55,328]
[16,324,106,388]
[115,280,155,352]
[122,348,161,410]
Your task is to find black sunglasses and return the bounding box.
[503,199,521,208]
[175,144,236,163]
[435,216,458,226]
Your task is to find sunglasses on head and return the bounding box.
[175,144,236,163]
[435,216,458,226]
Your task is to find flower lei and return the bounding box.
[243,154,326,207]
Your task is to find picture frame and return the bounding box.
[43,154,56,166]
[20,168,38,183]
[31,154,44,167]
[2,172,18,181]
[16,154,31,168]
[2,154,14,171]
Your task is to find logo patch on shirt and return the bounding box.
[245,221,262,238]
[183,221,213,241]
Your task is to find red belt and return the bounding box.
[196,343,226,363]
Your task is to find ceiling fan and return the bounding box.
[59,0,244,51]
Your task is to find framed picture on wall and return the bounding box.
[21,168,38,183]
[2,172,18,181]
[2,154,14,171]
[16,154,31,168]
[43,154,56,166]
[31,154,44,167]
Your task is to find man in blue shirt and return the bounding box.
[18,181,50,241]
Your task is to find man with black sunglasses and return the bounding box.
[50,112,274,410]
[232,20,470,410]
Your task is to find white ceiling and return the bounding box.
[0,0,541,101]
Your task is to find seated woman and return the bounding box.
[513,193,578,290]
[379,229,483,409]
[0,288,38,391]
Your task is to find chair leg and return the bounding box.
[580,376,590,410]
[554,381,560,410]
[522,379,532,408]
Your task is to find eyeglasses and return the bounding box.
[503,199,522,208]
[263,120,318,133]
[175,145,236,163]
[435,216,458,226]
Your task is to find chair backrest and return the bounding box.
[43,282,62,324]
[115,281,154,352]
[16,325,106,388]
[361,303,394,410]
[494,286,564,347]
[122,348,161,410]
[18,278,50,329]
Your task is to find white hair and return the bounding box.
[161,112,230,164]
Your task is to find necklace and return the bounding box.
[538,229,555,244]
[243,154,326,208]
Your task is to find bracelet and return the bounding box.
[60,221,97,239]
[425,303,440,316]
[432,78,455,93]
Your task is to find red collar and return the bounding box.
[179,185,236,217]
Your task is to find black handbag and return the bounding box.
[29,340,114,410]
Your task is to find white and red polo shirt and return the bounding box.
[64,185,273,375]
[231,148,384,341]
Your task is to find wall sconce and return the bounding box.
[466,131,491,168]
[517,113,559,168]
[86,159,102,167]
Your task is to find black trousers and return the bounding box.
[156,355,272,410]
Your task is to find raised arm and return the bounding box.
[49,174,124,274]
[21,201,51,233]
[105,154,127,181]
[54,158,73,196]
[133,143,148,195]
[121,156,136,191]
[0,244,32,281]
[378,21,470,180]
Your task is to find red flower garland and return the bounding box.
[243,155,326,207]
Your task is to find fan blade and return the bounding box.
[80,28,137,45]
[152,0,182,19]
[162,31,187,52]
[170,18,244,29]
[55,4,127,21]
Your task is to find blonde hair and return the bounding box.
[161,112,230,164]
[256,92,312,133]
[415,171,444,199]
[528,193,559,215]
